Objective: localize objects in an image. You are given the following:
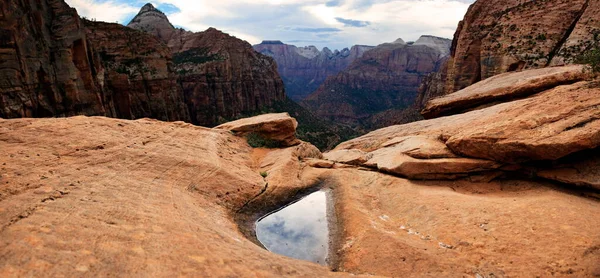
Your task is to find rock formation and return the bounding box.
[0,0,284,127]
[426,0,600,97]
[2,67,599,275]
[127,4,285,126]
[302,36,451,129]
[253,41,374,101]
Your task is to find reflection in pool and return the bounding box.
[255,190,329,265]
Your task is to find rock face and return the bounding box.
[421,65,588,118]
[0,0,105,118]
[431,0,599,96]
[83,20,190,122]
[302,36,451,129]
[0,0,284,127]
[1,111,599,276]
[334,66,600,180]
[127,5,285,126]
[253,41,374,101]
[215,113,301,147]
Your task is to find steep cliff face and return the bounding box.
[127,5,285,126]
[302,36,450,129]
[0,0,189,121]
[0,0,104,118]
[439,0,599,95]
[253,41,374,101]
[83,20,190,122]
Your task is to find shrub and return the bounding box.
[245,132,283,148]
[260,171,268,178]
[576,47,600,74]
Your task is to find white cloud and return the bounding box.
[65,0,474,50]
[65,0,139,23]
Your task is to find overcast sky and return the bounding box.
[66,0,475,50]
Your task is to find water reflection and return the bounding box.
[255,191,329,265]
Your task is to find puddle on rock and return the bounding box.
[255,190,329,265]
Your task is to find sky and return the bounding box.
[65,0,475,50]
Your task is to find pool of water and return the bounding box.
[255,190,329,265]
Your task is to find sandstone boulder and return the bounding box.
[215,113,301,147]
[337,79,600,165]
[323,150,370,165]
[422,65,588,118]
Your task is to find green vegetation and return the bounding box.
[245,132,284,149]
[173,47,224,65]
[260,171,268,178]
[576,45,600,74]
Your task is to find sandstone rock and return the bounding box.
[305,159,335,169]
[422,65,588,118]
[84,20,190,122]
[0,116,333,276]
[323,150,370,165]
[364,146,500,180]
[421,0,599,96]
[302,36,450,129]
[128,5,285,126]
[254,41,374,101]
[536,151,600,190]
[215,113,300,147]
[337,80,600,164]
[1,115,599,277]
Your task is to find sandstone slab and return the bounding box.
[337,81,600,164]
[215,113,301,147]
[422,65,588,118]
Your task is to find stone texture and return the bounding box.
[423,0,599,96]
[215,113,301,147]
[253,41,374,101]
[323,150,370,166]
[335,80,600,172]
[1,110,599,277]
[83,20,190,122]
[536,150,600,190]
[0,0,105,118]
[0,116,338,277]
[422,65,588,118]
[302,36,450,129]
[128,5,285,126]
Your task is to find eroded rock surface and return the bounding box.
[253,41,374,101]
[302,36,451,129]
[1,113,598,277]
[422,65,588,118]
[215,113,301,147]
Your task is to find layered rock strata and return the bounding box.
[253,41,374,101]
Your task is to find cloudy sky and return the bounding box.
[66,0,475,50]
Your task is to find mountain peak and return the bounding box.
[140,3,156,12]
[127,3,175,42]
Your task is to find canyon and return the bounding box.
[253,41,374,101]
[302,36,451,130]
[0,0,284,127]
[0,0,599,276]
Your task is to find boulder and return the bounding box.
[215,113,301,147]
[323,149,370,165]
[422,65,588,118]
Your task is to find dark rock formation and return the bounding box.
[127,4,285,126]
[253,41,374,101]
[302,36,451,129]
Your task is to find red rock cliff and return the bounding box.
[439,0,599,95]
[253,41,374,101]
[127,4,285,126]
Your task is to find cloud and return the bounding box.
[335,17,370,27]
[65,0,475,50]
[65,0,139,23]
[290,27,342,33]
